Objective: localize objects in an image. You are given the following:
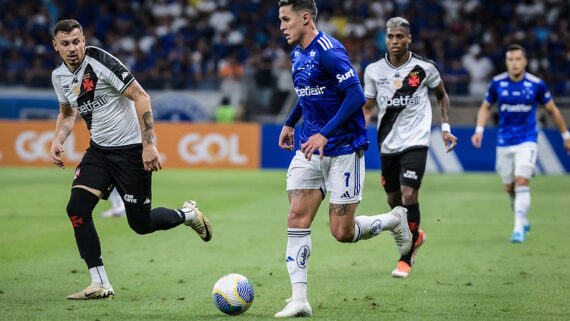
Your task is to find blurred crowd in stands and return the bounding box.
[1,0,569,114]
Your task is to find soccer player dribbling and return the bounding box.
[275,1,412,317]
[471,44,570,243]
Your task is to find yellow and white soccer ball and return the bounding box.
[212,273,255,315]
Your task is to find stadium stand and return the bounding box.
[0,0,569,121]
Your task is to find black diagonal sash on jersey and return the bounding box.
[377,65,427,148]
[76,64,99,130]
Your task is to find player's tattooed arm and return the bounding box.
[141,111,155,145]
[124,80,156,146]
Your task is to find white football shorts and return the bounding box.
[495,141,537,184]
[286,150,365,204]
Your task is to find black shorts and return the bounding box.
[72,141,151,205]
[380,147,428,193]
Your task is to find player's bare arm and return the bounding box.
[544,100,570,154]
[471,100,492,148]
[278,126,295,151]
[50,103,76,169]
[433,82,457,152]
[362,98,376,128]
[123,80,162,171]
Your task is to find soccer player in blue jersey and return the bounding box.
[471,44,570,243]
[275,1,412,317]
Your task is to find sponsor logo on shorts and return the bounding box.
[403,170,418,180]
[296,245,310,269]
[123,194,137,204]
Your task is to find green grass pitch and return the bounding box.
[0,168,568,320]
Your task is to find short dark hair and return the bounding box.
[506,44,526,58]
[278,0,318,22]
[53,19,83,38]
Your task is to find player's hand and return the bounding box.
[301,133,328,161]
[564,138,570,155]
[142,145,162,171]
[278,126,295,151]
[471,132,483,149]
[49,141,65,169]
[442,131,458,152]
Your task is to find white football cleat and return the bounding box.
[389,206,412,255]
[183,200,212,242]
[275,299,312,318]
[67,284,114,300]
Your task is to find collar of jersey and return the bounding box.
[384,51,413,70]
[63,55,86,75]
[298,31,324,52]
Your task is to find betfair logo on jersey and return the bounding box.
[336,69,355,83]
[295,86,326,97]
[378,95,420,107]
[500,104,532,112]
[77,94,108,114]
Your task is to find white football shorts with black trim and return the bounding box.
[495,141,537,184]
[286,150,365,204]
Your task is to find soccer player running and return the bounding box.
[276,1,412,317]
[363,17,458,279]
[471,44,570,243]
[49,19,212,300]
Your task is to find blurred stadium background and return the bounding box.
[0,0,569,171]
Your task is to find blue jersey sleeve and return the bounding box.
[536,80,553,105]
[320,83,366,139]
[284,99,302,127]
[484,79,497,104]
[320,48,360,92]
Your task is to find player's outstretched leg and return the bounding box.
[182,200,212,242]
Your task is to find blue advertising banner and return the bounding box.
[261,124,570,173]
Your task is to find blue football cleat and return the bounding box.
[510,231,525,243]
[524,223,531,234]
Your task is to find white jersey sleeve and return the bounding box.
[423,62,441,89]
[363,64,377,99]
[51,68,70,105]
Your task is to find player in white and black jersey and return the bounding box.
[49,19,212,300]
[363,17,458,278]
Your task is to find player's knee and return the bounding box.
[387,196,402,208]
[125,205,153,234]
[287,210,311,228]
[331,228,353,243]
[401,189,418,204]
[66,188,99,226]
[128,220,152,235]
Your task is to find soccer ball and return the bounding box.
[212,273,254,315]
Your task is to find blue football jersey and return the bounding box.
[485,72,552,146]
[290,32,368,156]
